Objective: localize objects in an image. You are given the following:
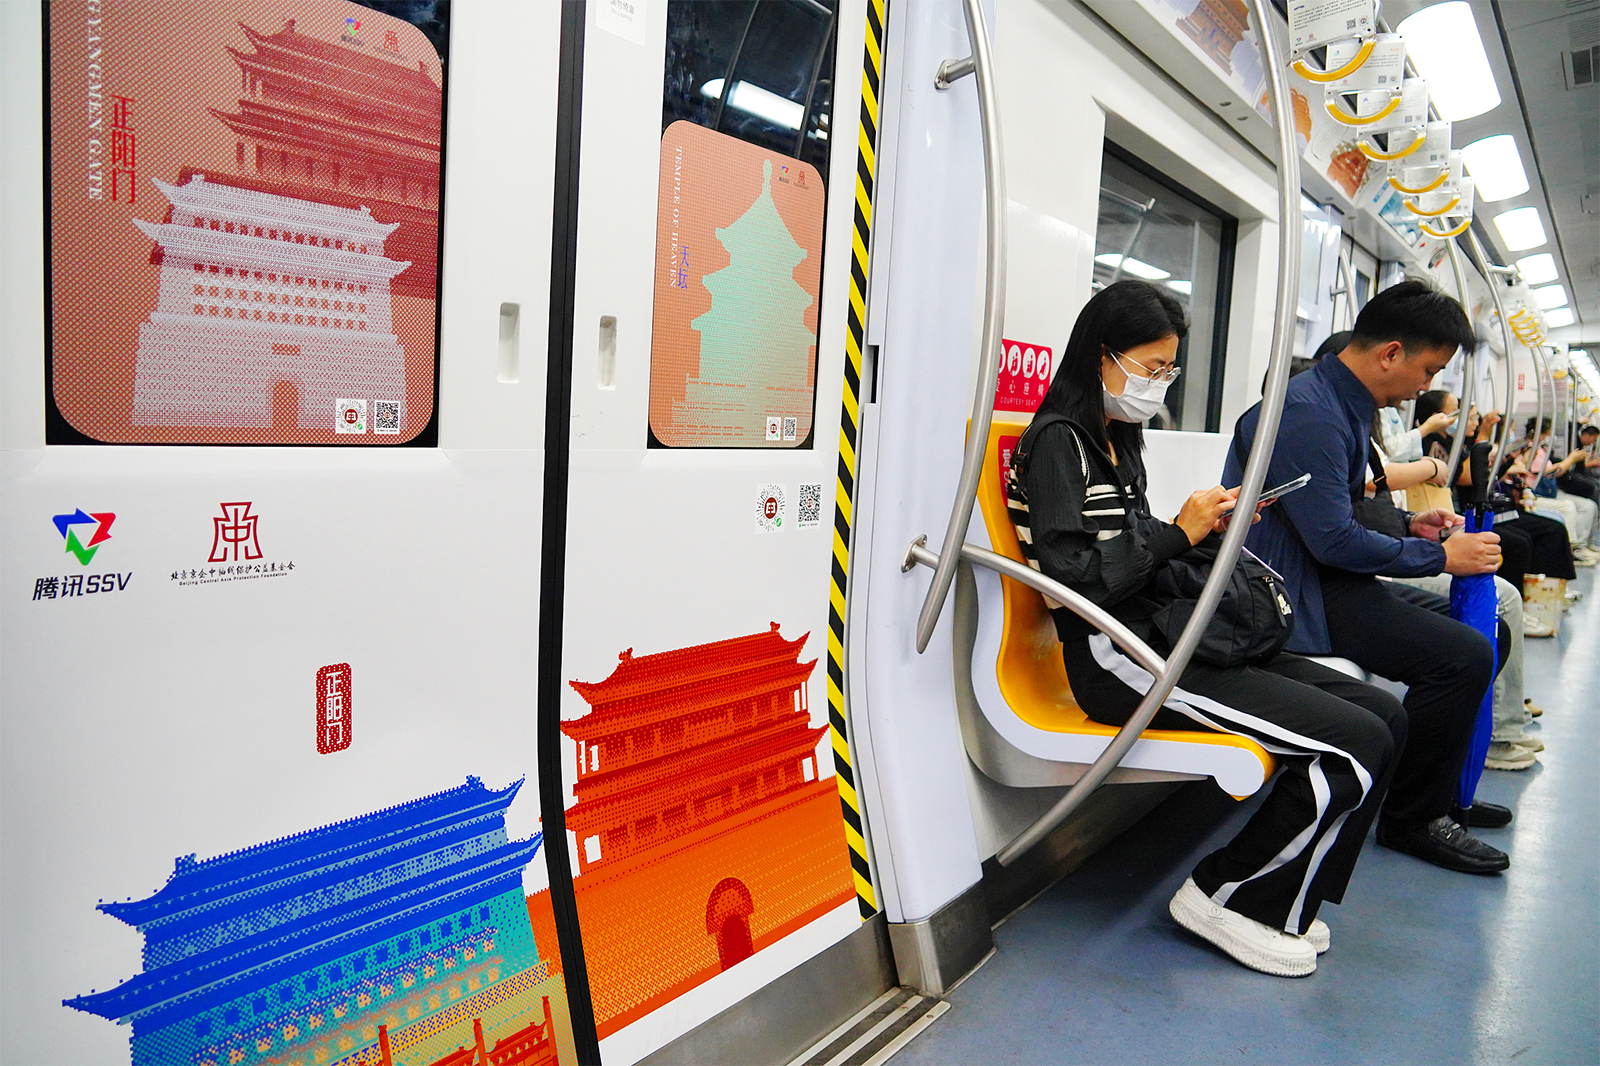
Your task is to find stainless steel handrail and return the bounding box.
[1467,229,1517,452]
[915,0,1007,654]
[1442,241,1475,488]
[1530,342,1553,467]
[902,537,1167,676]
[984,0,1301,867]
[1330,243,1357,332]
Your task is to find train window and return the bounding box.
[647,1,839,448]
[1092,145,1236,432]
[43,0,448,446]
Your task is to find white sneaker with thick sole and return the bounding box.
[1305,918,1330,954]
[1168,878,1317,976]
[1523,612,1555,638]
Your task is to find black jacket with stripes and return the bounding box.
[1007,415,1193,644]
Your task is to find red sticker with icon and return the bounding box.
[995,339,1053,413]
[316,663,352,754]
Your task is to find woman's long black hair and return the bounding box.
[1414,389,1451,428]
[1035,279,1188,457]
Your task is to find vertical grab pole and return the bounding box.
[1442,241,1476,487]
[1468,229,1516,451]
[996,0,1301,866]
[915,0,1008,653]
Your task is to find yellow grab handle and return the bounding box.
[1420,217,1472,238]
[1360,133,1425,161]
[1292,39,1377,83]
[1389,169,1449,195]
[1324,92,1400,127]
[1404,195,1461,217]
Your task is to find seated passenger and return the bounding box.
[1224,281,1510,876]
[1557,424,1600,500]
[1009,280,1407,978]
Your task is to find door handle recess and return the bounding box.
[498,302,520,384]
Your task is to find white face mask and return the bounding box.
[1102,350,1173,423]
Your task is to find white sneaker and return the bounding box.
[1513,735,1545,753]
[1168,878,1317,976]
[1523,612,1555,638]
[1305,918,1330,954]
[1485,741,1537,770]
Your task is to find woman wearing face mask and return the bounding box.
[1007,280,1403,979]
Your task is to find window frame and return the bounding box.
[1101,141,1238,433]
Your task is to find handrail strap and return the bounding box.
[914,0,1007,654]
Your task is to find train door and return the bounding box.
[2,3,582,1065]
[536,2,882,1062]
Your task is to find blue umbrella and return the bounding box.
[1454,442,1498,809]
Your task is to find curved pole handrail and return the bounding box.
[1442,241,1475,490]
[915,0,1007,654]
[988,0,1302,868]
[902,537,1167,677]
[1530,342,1553,469]
[1467,229,1517,453]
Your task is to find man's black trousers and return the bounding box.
[1320,570,1495,825]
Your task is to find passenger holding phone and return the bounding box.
[1225,281,1510,878]
[1010,281,1410,978]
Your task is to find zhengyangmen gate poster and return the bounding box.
[47,0,444,445]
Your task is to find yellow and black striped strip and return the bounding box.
[827,0,887,922]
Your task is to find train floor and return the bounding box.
[891,568,1598,1066]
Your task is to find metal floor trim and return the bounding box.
[788,987,949,1066]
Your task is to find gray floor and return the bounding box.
[893,569,1598,1066]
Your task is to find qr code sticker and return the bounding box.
[755,483,786,534]
[374,400,402,435]
[798,483,823,529]
[335,399,366,434]
[782,417,798,442]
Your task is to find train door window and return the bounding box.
[648,1,838,448]
[43,0,448,445]
[1093,144,1236,431]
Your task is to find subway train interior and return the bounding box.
[3,0,1598,1063]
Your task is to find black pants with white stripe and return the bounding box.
[1066,636,1403,935]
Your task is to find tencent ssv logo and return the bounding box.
[52,509,116,564]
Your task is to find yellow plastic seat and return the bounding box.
[966,416,1275,799]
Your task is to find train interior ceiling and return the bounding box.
[0,1,1595,1065]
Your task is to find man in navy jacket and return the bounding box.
[1225,281,1509,875]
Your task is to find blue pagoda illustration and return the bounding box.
[65,777,564,1066]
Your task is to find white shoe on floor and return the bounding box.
[1485,741,1537,770]
[1514,735,1546,753]
[1305,918,1330,954]
[1523,613,1555,638]
[1168,878,1317,976]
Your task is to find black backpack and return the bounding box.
[1150,537,1295,668]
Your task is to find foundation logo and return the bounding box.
[209,502,262,563]
[52,509,116,564]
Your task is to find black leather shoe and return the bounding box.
[1376,816,1510,874]
[1452,801,1513,829]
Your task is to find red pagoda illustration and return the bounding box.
[210,19,442,300]
[127,17,442,434]
[527,624,857,1037]
[131,175,409,430]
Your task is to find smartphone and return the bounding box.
[1219,473,1311,528]
[1255,472,1312,506]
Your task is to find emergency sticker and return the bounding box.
[755,483,786,534]
[335,399,367,434]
